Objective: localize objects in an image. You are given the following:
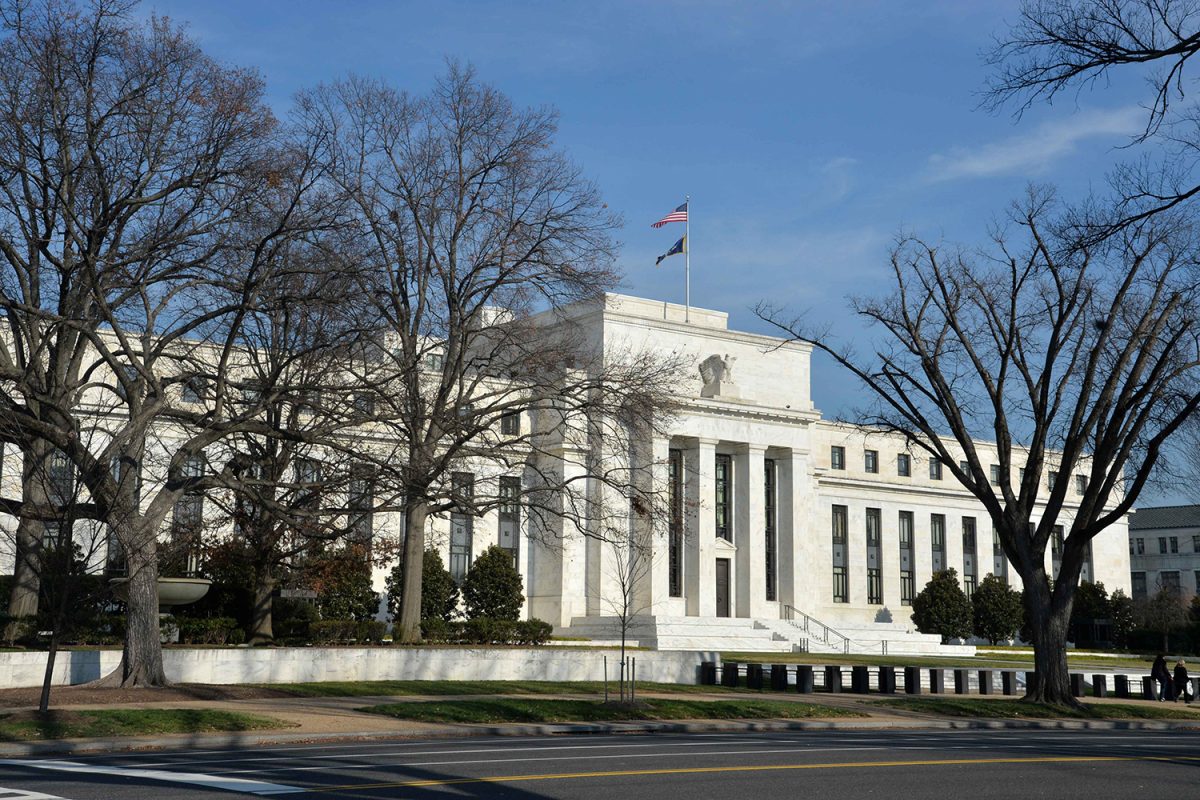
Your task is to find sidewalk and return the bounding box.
[2,688,1198,758]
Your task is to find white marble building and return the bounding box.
[0,292,1133,654]
[490,294,1131,653]
[1127,505,1200,600]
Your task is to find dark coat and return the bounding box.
[1153,656,1170,681]
[1175,664,1190,691]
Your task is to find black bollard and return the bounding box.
[929,668,945,694]
[1091,674,1107,698]
[721,662,740,687]
[1069,673,1085,698]
[824,665,843,693]
[954,668,969,695]
[978,670,993,695]
[746,663,764,691]
[770,664,789,691]
[796,665,815,694]
[700,662,718,686]
[878,666,897,694]
[904,666,922,695]
[1001,671,1016,696]
[1142,676,1156,700]
[1114,675,1130,699]
[851,665,870,693]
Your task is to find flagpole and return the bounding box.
[684,194,690,323]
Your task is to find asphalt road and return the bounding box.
[0,728,1197,799]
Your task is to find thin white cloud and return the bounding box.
[926,106,1145,182]
[815,156,859,203]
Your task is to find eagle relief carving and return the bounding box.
[699,353,740,398]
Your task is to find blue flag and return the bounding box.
[656,235,686,266]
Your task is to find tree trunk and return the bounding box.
[92,521,166,688]
[5,439,50,642]
[249,573,275,646]
[396,502,428,644]
[1023,577,1077,706]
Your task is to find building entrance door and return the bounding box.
[715,558,731,618]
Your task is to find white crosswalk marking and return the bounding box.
[0,788,70,800]
[0,761,301,796]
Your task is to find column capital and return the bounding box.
[695,437,720,449]
[735,442,769,456]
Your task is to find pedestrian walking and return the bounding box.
[1175,659,1191,704]
[1152,654,1174,701]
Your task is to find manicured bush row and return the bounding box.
[421,617,553,645]
[309,619,388,645]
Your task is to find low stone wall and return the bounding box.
[0,646,716,689]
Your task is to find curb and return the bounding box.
[2,715,1198,758]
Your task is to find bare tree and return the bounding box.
[761,189,1200,705]
[0,0,332,685]
[297,64,683,644]
[986,0,1200,233]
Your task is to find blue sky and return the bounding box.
[143,0,1167,490]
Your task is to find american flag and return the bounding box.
[651,201,688,228]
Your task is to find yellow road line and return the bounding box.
[307,754,1200,792]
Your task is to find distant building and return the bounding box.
[1127,505,1200,599]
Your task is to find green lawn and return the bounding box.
[878,697,1200,720]
[361,698,860,724]
[264,679,751,698]
[0,709,290,741]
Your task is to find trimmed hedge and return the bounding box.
[310,619,388,645]
[176,616,244,645]
[421,617,553,645]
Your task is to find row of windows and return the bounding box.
[1130,570,1200,599]
[1130,535,1200,556]
[830,505,1090,605]
[829,445,1090,493]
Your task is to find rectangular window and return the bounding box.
[993,528,1008,583]
[1048,470,1058,490]
[1170,536,1179,554]
[668,449,683,598]
[830,445,845,470]
[426,351,444,371]
[930,513,946,572]
[1075,474,1088,494]
[1194,535,1200,553]
[498,476,520,566]
[959,460,969,475]
[171,493,203,576]
[349,464,375,547]
[352,392,375,415]
[866,507,881,547]
[1162,571,1181,592]
[48,450,74,506]
[832,504,848,603]
[990,464,1001,485]
[715,454,732,541]
[1052,524,1064,579]
[929,459,943,480]
[500,411,520,436]
[864,450,878,473]
[1137,537,1145,555]
[1160,537,1168,554]
[899,510,914,605]
[867,567,883,605]
[897,453,911,477]
[866,507,882,604]
[181,375,206,404]
[449,472,474,582]
[962,516,977,598]
[764,458,777,602]
[1131,571,1147,599]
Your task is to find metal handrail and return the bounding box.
[782,604,852,652]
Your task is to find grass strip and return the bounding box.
[878,697,1200,720]
[721,652,1159,671]
[0,708,290,741]
[360,697,859,724]
[266,680,750,698]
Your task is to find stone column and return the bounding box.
[734,443,767,618]
[684,438,718,617]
